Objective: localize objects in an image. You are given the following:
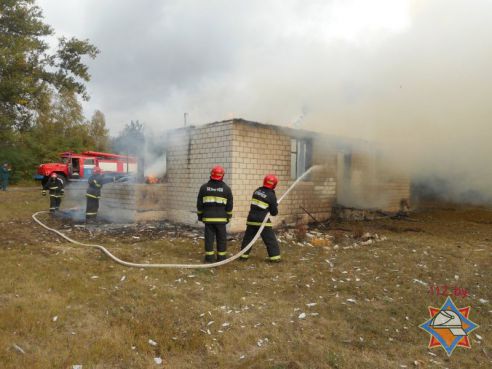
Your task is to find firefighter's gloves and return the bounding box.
[42,190,47,196]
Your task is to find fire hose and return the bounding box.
[32,166,318,269]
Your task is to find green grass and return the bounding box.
[0,190,491,368]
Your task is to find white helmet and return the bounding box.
[430,310,466,336]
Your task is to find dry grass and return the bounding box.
[0,189,491,368]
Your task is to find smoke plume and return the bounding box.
[38,0,492,204]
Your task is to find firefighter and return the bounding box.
[1,162,10,191]
[85,167,104,223]
[240,174,281,262]
[197,165,233,262]
[42,173,64,213]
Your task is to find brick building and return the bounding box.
[88,119,410,231]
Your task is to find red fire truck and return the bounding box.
[36,151,138,185]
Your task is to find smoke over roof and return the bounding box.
[38,0,492,203]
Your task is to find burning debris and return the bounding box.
[145,175,162,184]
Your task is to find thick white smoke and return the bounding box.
[39,0,492,203]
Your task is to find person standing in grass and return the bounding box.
[42,173,64,213]
[1,162,11,191]
[197,165,234,263]
[240,174,281,262]
[85,166,105,223]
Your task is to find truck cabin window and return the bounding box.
[72,158,80,173]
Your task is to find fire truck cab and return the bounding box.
[36,151,137,185]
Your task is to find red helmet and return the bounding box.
[263,174,278,189]
[93,167,102,174]
[210,165,225,180]
[50,172,58,178]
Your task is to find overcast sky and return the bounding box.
[36,0,492,200]
[36,0,418,134]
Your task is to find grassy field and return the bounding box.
[0,188,491,368]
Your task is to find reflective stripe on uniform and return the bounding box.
[217,251,227,256]
[269,255,281,261]
[50,195,62,198]
[86,193,100,199]
[49,186,58,190]
[94,181,102,188]
[205,251,215,256]
[226,211,233,215]
[197,210,203,214]
[240,254,249,259]
[246,221,273,227]
[251,198,269,209]
[203,217,228,222]
[86,212,98,215]
[203,196,228,205]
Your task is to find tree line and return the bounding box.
[0,0,111,182]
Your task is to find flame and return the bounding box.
[145,175,161,184]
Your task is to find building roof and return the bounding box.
[227,118,373,152]
[171,118,375,153]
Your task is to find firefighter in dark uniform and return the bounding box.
[240,174,281,262]
[42,172,64,213]
[197,165,234,263]
[85,167,104,223]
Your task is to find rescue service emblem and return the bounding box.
[419,296,479,356]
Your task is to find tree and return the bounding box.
[13,90,105,179]
[112,120,145,181]
[0,0,100,181]
[0,0,99,133]
[88,110,109,152]
[112,120,145,156]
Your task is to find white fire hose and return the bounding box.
[32,166,318,269]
